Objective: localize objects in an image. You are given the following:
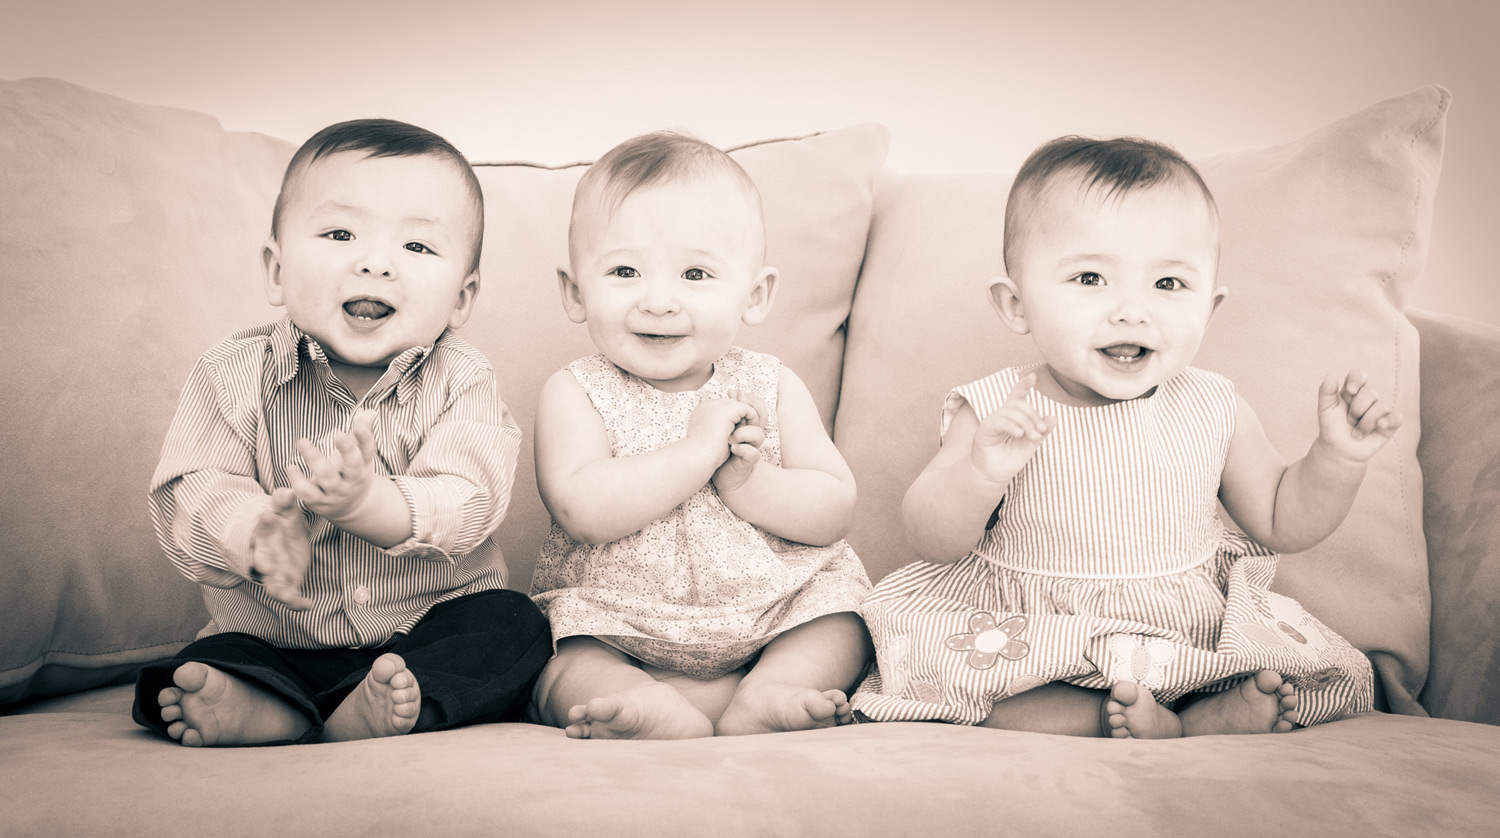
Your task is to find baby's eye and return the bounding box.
[610,266,639,279]
[1156,277,1182,291]
[404,242,433,254]
[323,230,353,242]
[1076,272,1103,286]
[683,268,708,281]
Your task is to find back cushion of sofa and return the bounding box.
[837,87,1445,715]
[0,77,889,705]
[0,79,291,705]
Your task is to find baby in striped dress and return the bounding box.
[135,119,552,747]
[528,132,872,740]
[850,136,1399,738]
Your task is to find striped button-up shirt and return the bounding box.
[149,317,520,649]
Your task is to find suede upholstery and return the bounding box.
[1,79,1498,835]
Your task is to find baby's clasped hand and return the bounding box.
[970,373,1056,485]
[288,409,381,520]
[689,391,767,494]
[1316,371,1403,462]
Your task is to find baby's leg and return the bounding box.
[716,612,871,736]
[978,682,1115,737]
[321,653,422,742]
[1100,682,1183,739]
[533,637,713,740]
[1178,670,1299,736]
[157,662,312,747]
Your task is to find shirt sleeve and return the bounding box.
[148,356,272,587]
[386,368,521,561]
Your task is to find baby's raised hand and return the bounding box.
[249,487,314,610]
[287,409,379,521]
[712,388,768,494]
[971,373,1054,485]
[1316,371,1402,462]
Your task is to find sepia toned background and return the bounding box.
[2,0,1495,325]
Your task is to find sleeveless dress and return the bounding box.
[530,347,872,679]
[850,365,1373,726]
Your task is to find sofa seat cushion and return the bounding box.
[6,685,1498,836]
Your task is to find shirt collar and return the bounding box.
[270,316,437,404]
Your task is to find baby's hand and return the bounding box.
[287,409,379,521]
[249,488,314,610]
[712,388,768,494]
[971,373,1054,485]
[688,396,760,463]
[1316,371,1402,462]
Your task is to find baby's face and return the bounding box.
[265,150,480,371]
[1004,178,1222,406]
[563,175,774,392]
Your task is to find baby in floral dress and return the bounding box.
[528,131,872,739]
[851,136,1396,738]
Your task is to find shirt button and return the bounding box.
[352,585,371,606]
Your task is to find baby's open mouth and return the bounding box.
[1099,344,1150,363]
[343,299,394,320]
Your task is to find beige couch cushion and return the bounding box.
[837,86,1446,714]
[0,74,889,704]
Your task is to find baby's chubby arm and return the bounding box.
[287,409,413,549]
[903,373,1055,564]
[712,366,856,547]
[149,356,314,608]
[1219,371,1403,553]
[536,368,754,545]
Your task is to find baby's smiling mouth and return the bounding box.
[1099,344,1151,363]
[343,299,394,320]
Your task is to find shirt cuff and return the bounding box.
[387,477,457,562]
[222,495,272,579]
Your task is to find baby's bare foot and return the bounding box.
[1100,681,1183,739]
[1180,670,1299,736]
[322,653,421,742]
[565,682,713,740]
[157,661,311,747]
[715,681,846,736]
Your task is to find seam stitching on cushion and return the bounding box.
[468,130,828,169]
[1393,325,1426,698]
[1384,90,1448,291]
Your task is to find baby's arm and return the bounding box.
[287,409,411,548]
[902,373,1054,564]
[1220,371,1403,553]
[712,365,855,546]
[149,358,313,608]
[536,369,754,545]
[317,371,521,559]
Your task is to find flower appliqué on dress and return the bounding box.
[945,612,1030,670]
[1107,635,1177,690]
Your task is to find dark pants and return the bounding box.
[133,588,552,745]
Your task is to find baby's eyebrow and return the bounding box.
[1057,253,1114,267]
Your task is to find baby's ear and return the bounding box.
[447,271,481,330]
[987,276,1029,335]
[557,267,588,324]
[262,238,286,307]
[1209,285,1229,318]
[741,266,778,327]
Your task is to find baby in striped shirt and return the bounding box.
[851,136,1398,738]
[133,119,551,746]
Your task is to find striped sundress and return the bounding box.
[850,365,1373,726]
[530,348,872,679]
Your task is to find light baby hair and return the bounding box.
[569,130,765,263]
